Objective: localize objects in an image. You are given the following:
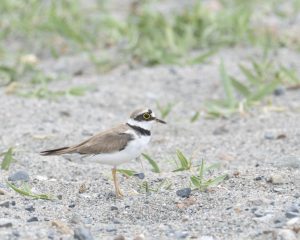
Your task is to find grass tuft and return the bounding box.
[190,160,227,191]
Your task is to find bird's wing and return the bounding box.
[70,124,134,154]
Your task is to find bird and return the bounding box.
[40,108,166,198]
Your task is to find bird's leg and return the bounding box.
[112,167,124,198]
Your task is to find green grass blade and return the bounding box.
[1,148,14,170]
[188,49,217,64]
[231,77,251,97]
[190,111,200,122]
[117,169,137,177]
[6,181,52,200]
[220,60,235,108]
[190,176,200,188]
[142,153,160,173]
[176,150,190,170]
[248,78,280,102]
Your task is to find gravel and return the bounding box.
[1,29,300,240]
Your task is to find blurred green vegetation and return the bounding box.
[0,0,299,100]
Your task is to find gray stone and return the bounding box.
[27,217,38,222]
[114,235,125,240]
[176,188,191,198]
[25,205,35,212]
[134,173,145,179]
[74,227,94,240]
[275,156,300,169]
[273,86,285,96]
[0,201,10,208]
[285,211,299,219]
[175,231,189,239]
[254,209,265,217]
[106,225,117,232]
[0,219,13,228]
[277,229,297,240]
[8,171,29,182]
[264,132,275,140]
[268,174,285,184]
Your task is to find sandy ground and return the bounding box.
[0,46,300,240]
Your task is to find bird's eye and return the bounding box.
[143,113,150,120]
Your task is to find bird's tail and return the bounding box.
[40,146,74,156]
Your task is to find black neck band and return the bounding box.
[127,123,151,136]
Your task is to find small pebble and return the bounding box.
[114,235,125,240]
[27,217,38,222]
[277,229,297,240]
[275,156,300,169]
[106,225,117,232]
[176,188,191,198]
[285,211,299,219]
[74,226,94,240]
[8,171,30,182]
[254,176,263,181]
[273,86,285,96]
[253,209,265,218]
[0,221,12,228]
[25,205,35,212]
[70,214,82,224]
[175,231,189,239]
[133,234,145,240]
[264,132,275,140]
[268,174,285,184]
[111,206,118,211]
[69,203,76,208]
[134,173,145,179]
[0,201,10,208]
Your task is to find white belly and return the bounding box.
[87,135,150,166]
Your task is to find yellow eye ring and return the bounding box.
[143,113,150,120]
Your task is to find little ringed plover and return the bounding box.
[40,108,166,197]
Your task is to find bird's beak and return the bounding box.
[155,118,167,124]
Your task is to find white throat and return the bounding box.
[127,118,153,131]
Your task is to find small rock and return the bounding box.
[287,217,300,226]
[110,206,118,211]
[175,231,189,239]
[134,173,145,179]
[133,234,145,240]
[70,214,82,224]
[51,220,72,234]
[268,174,285,184]
[8,171,30,182]
[199,236,215,240]
[57,195,63,200]
[274,217,286,228]
[286,212,300,219]
[176,188,191,198]
[254,209,265,217]
[273,187,285,193]
[254,176,264,181]
[213,126,228,135]
[74,227,94,240]
[288,204,300,213]
[277,229,297,240]
[25,205,35,212]
[275,156,300,169]
[0,220,12,228]
[114,235,125,240]
[27,217,38,222]
[273,86,285,96]
[0,201,10,208]
[264,132,275,140]
[0,189,6,195]
[12,230,20,237]
[106,225,117,232]
[69,203,76,208]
